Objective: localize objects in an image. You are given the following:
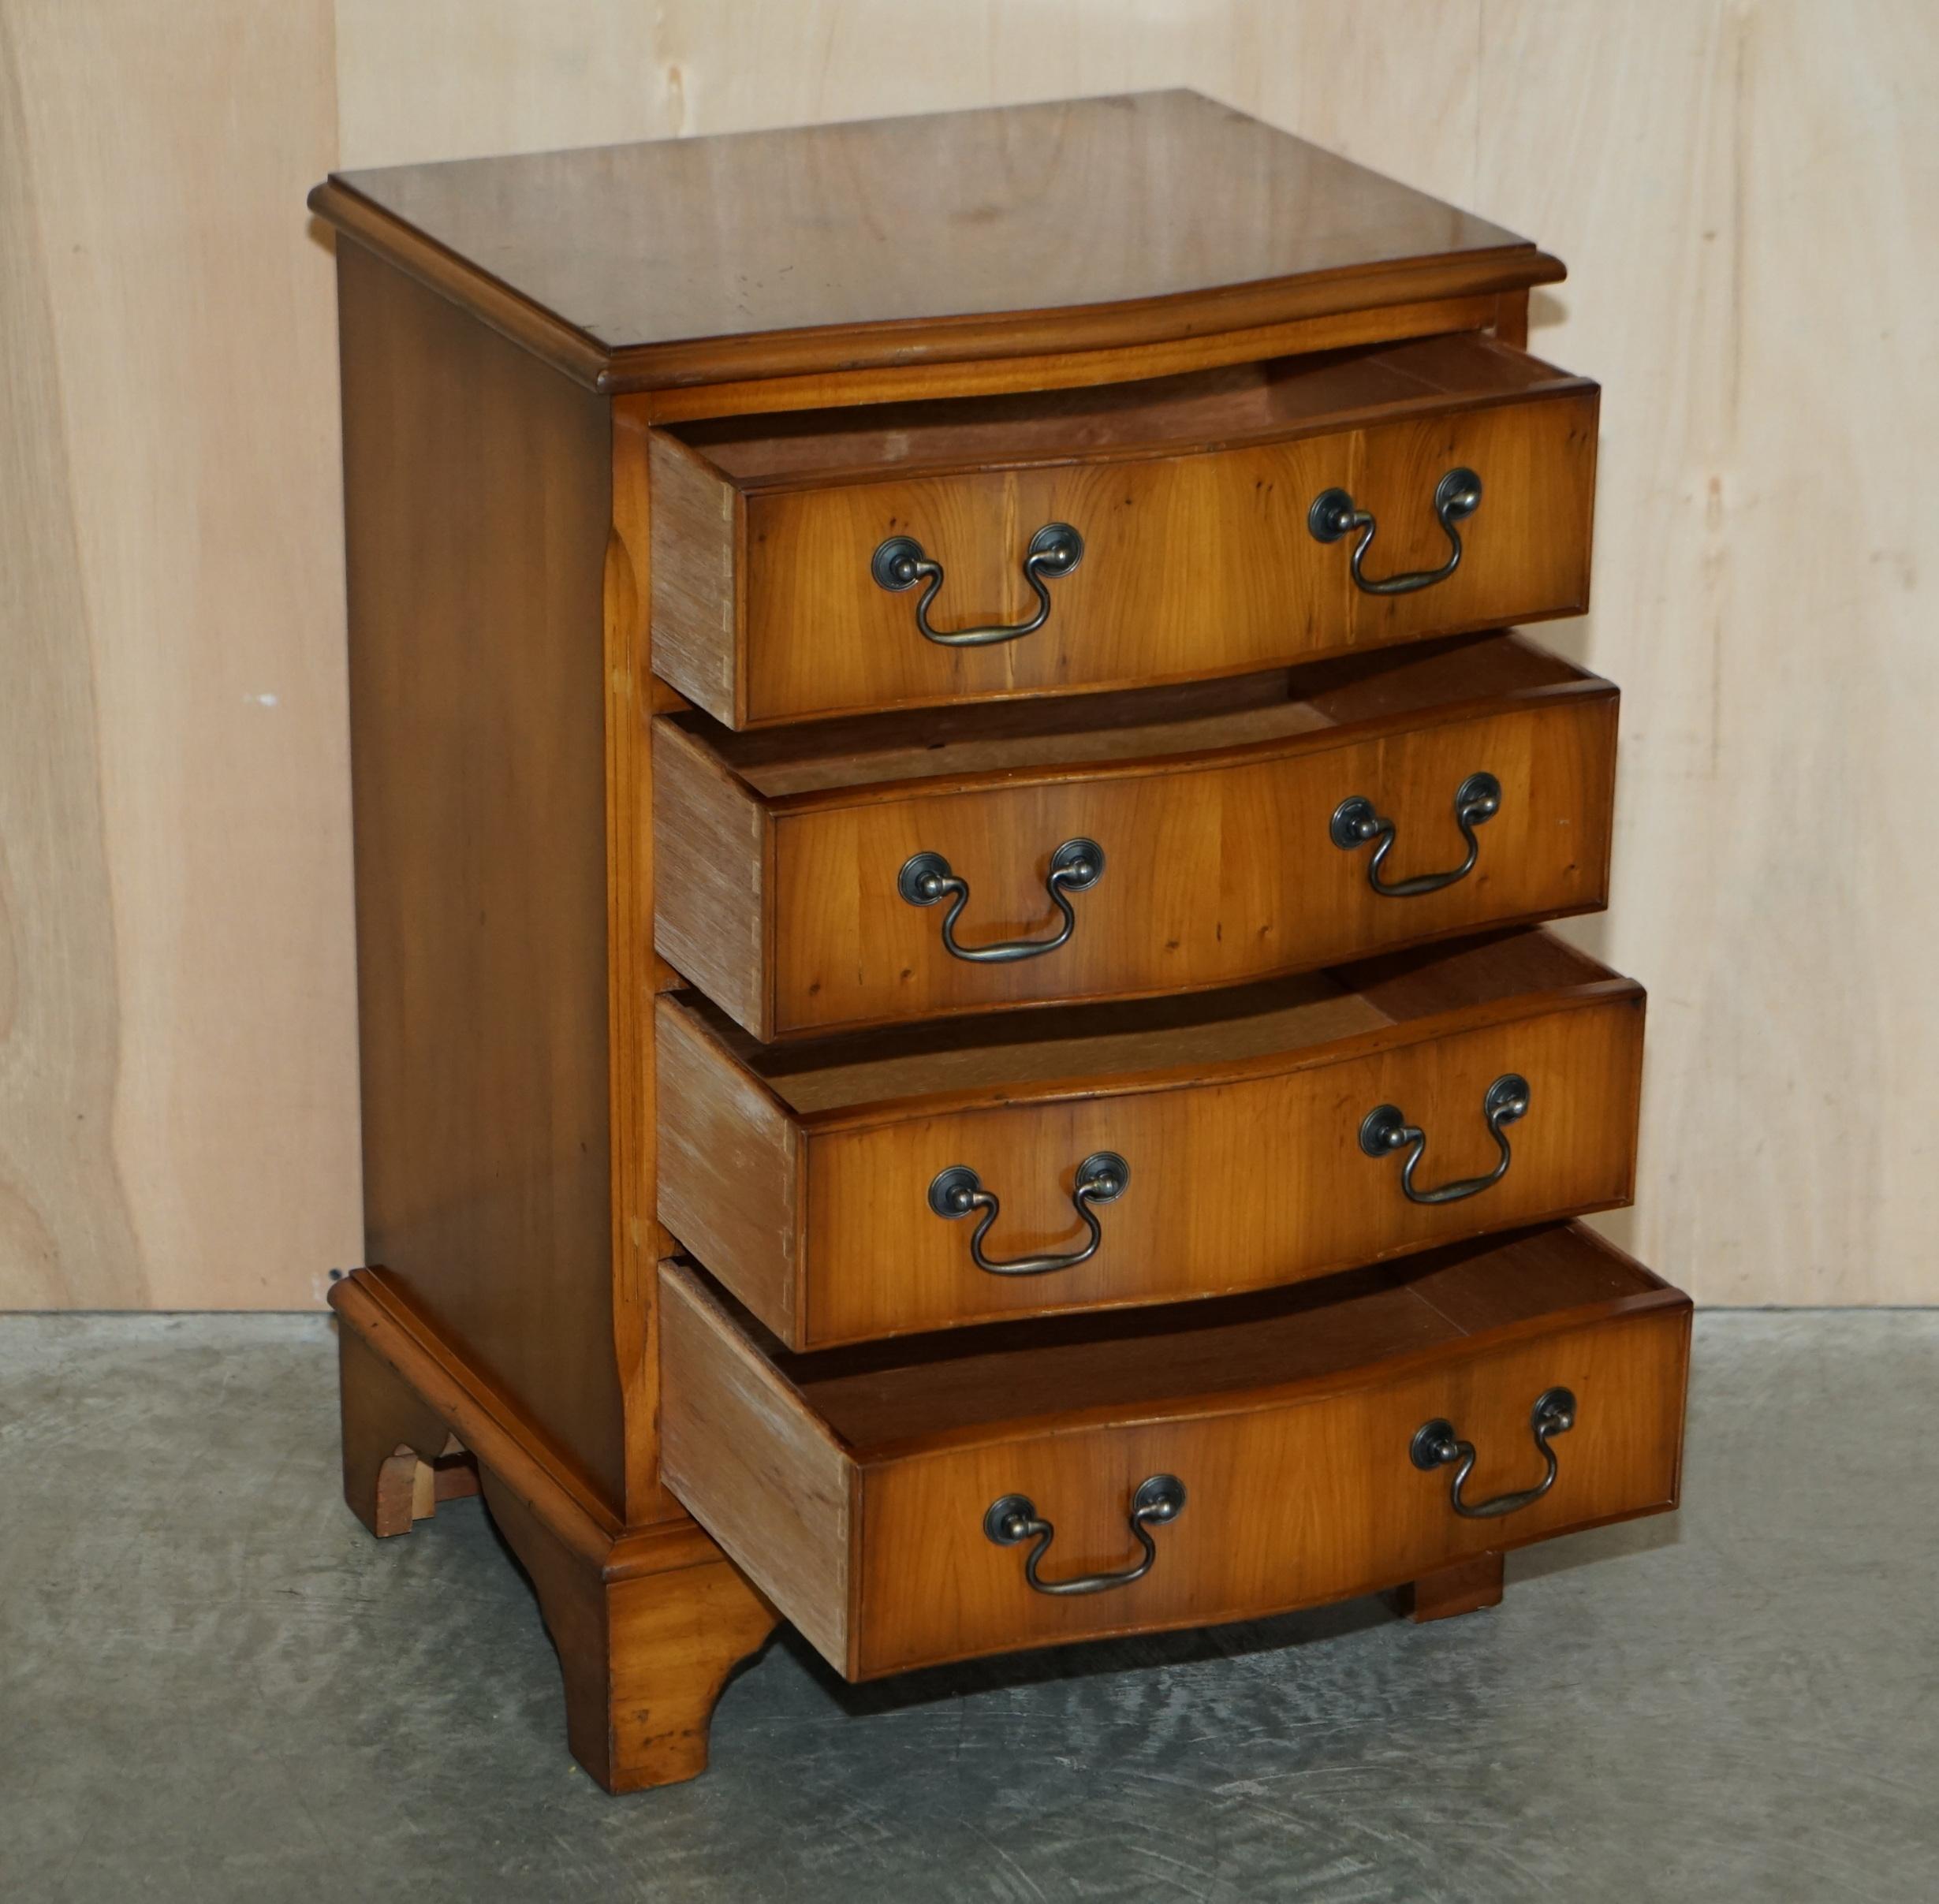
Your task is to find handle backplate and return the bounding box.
[1330,771,1501,898]
[984,1474,1187,1597]
[929,1151,1128,1277]
[1308,467,1482,596]
[872,523,1083,647]
[1359,1074,1530,1205]
[1411,1387,1577,1519]
[899,837,1104,964]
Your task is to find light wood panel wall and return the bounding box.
[2,0,359,1307]
[3,1,1930,1306]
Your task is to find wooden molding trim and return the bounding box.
[329,1266,718,1579]
[310,181,612,386]
[309,178,1564,397]
[628,293,1523,423]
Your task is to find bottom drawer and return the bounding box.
[660,1222,1691,1680]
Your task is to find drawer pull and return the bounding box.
[1308,466,1482,596]
[984,1474,1187,1596]
[872,522,1084,647]
[928,1151,1129,1277]
[1359,1073,1530,1205]
[1331,772,1501,897]
[899,837,1104,964]
[1411,1387,1577,1518]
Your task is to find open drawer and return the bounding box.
[650,332,1598,727]
[655,630,1617,1041]
[659,1221,1691,1680]
[658,929,1644,1349]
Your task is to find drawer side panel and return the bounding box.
[658,1264,852,1671]
[649,432,741,723]
[655,996,801,1339]
[654,719,770,1037]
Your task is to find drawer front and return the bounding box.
[766,693,1613,1038]
[743,395,1594,725]
[656,938,1646,1351]
[800,993,1640,1343]
[652,341,1599,728]
[854,1304,1686,1676]
[658,1228,1691,1682]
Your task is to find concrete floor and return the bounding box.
[1,1312,1933,1903]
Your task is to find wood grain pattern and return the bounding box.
[475,1473,777,1792]
[658,1261,851,1669]
[634,292,1520,427]
[599,1541,779,1790]
[332,1270,776,1791]
[654,995,800,1336]
[331,1268,627,1559]
[0,0,358,1309]
[312,91,1557,391]
[337,244,628,1511]
[852,1306,1684,1677]
[1400,1550,1505,1623]
[16,9,1930,1312]
[800,991,1643,1344]
[677,332,1582,487]
[302,189,1558,401]
[0,18,142,1306]
[647,430,741,717]
[1471,2,1939,1303]
[658,930,1645,1347]
[682,628,1595,792]
[652,335,1597,725]
[651,718,770,1034]
[330,2,1484,191]
[336,1321,470,1538]
[763,697,1613,1037]
[655,632,1617,1039]
[659,1224,1691,1679]
[606,404,687,1523]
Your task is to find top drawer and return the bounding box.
[650,333,1598,728]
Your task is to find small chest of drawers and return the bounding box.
[314,91,1688,1794]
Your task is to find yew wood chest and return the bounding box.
[312,91,1687,1793]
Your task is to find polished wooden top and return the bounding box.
[310,91,1559,393]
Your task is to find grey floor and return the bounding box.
[2,1313,1933,1904]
